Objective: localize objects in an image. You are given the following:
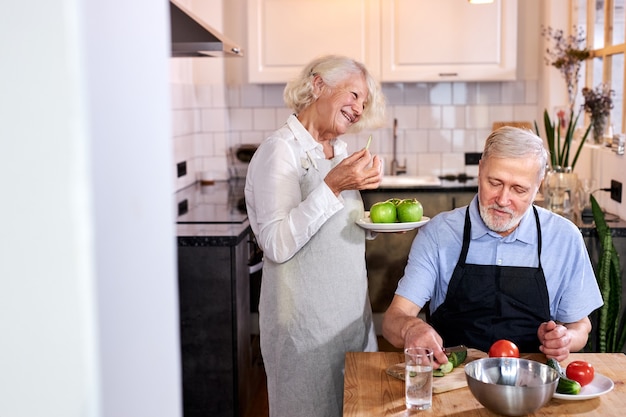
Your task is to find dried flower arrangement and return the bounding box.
[582,83,615,144]
[542,25,590,109]
[582,83,614,119]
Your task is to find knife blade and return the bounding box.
[443,345,467,356]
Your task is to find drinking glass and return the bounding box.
[404,347,434,410]
[576,178,597,214]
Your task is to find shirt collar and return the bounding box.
[469,196,537,244]
[286,113,346,157]
[287,114,318,151]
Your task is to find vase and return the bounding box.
[545,167,578,215]
[592,115,608,145]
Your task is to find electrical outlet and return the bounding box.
[177,161,187,178]
[178,199,188,216]
[465,152,482,165]
[611,180,622,203]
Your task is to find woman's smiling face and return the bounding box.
[313,73,368,136]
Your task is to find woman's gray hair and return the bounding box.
[283,55,386,132]
[482,126,549,182]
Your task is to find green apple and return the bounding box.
[396,198,423,223]
[369,201,397,223]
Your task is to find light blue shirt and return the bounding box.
[396,195,603,324]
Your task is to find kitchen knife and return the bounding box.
[443,345,467,356]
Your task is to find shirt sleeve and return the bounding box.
[245,135,343,264]
[545,217,604,324]
[395,219,441,310]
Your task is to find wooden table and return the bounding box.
[343,351,626,416]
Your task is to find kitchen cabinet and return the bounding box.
[247,0,380,83]
[381,0,517,82]
[247,0,516,84]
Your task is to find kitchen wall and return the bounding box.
[172,78,540,186]
[171,0,625,220]
[3,1,181,416]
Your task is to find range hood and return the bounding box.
[170,0,242,57]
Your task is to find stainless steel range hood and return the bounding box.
[170,0,242,57]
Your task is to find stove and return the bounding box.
[175,180,248,224]
[438,173,475,183]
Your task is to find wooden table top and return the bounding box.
[343,351,626,416]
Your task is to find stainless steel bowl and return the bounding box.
[465,357,559,416]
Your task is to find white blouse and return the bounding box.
[244,114,347,264]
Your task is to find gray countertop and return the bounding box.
[174,180,626,244]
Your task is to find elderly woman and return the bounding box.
[245,55,386,417]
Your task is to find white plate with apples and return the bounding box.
[357,212,430,233]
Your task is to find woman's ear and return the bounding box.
[312,74,325,97]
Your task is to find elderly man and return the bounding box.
[382,127,603,366]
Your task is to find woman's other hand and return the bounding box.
[325,149,382,195]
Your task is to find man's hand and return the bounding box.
[538,320,571,361]
[538,317,593,362]
[382,295,448,367]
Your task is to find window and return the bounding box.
[575,0,626,133]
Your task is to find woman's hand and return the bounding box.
[325,149,382,195]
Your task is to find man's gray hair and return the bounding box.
[482,126,549,181]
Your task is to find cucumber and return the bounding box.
[448,350,468,368]
[547,358,582,395]
[433,351,466,377]
[433,361,453,377]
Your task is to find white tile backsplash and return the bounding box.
[489,105,515,124]
[476,82,501,104]
[428,83,451,105]
[201,108,227,132]
[253,108,278,130]
[170,79,555,191]
[427,129,452,153]
[501,81,526,104]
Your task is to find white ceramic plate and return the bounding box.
[356,212,430,233]
[553,373,614,400]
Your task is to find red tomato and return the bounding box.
[566,361,595,386]
[488,340,520,358]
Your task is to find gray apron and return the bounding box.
[259,155,378,417]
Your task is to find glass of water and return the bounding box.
[404,347,434,410]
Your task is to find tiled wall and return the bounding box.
[171,79,540,192]
[171,77,626,219]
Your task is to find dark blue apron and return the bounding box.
[429,202,550,352]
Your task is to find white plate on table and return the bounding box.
[356,212,430,233]
[553,373,614,400]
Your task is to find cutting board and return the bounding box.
[385,348,487,394]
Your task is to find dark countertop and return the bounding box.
[175,180,251,247]
[370,178,479,192]
[550,207,626,237]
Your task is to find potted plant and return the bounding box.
[536,26,592,214]
[582,83,615,145]
[535,108,592,172]
[534,109,591,214]
[588,195,626,352]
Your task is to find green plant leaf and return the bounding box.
[542,110,557,168]
[537,108,590,170]
[590,194,625,352]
